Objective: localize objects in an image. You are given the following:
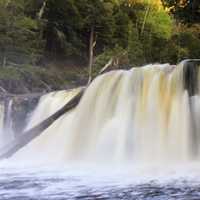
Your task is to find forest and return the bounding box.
[0,0,199,93]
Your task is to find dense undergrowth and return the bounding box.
[0,64,87,93]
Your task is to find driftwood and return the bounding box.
[0,86,7,93]
[99,58,114,75]
[0,88,85,159]
[99,51,128,75]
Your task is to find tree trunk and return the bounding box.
[140,1,151,36]
[38,0,47,19]
[88,26,95,84]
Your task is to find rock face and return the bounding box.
[0,88,84,159]
[0,93,41,135]
[0,64,87,133]
[11,96,40,134]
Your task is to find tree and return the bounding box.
[41,0,82,61]
[0,0,44,66]
[161,0,200,24]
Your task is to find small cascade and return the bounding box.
[4,99,13,132]
[0,102,5,146]
[25,88,82,131]
[0,102,4,131]
[0,99,15,146]
[5,60,200,166]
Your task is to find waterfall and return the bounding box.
[0,102,5,146]
[4,99,13,132]
[0,99,15,147]
[9,61,200,165]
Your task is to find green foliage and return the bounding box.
[0,0,199,72]
[93,46,127,73]
[161,0,200,24]
[127,26,145,65]
[0,66,22,80]
[158,23,200,63]
[0,0,44,65]
[143,7,172,39]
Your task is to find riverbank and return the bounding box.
[0,63,88,132]
[0,64,88,94]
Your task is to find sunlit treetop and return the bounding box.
[163,0,189,11]
[122,0,164,9]
[161,0,200,24]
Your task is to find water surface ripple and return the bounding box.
[0,164,200,200]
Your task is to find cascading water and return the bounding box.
[4,99,14,139]
[9,61,200,166]
[25,89,82,131]
[0,99,15,147]
[0,102,5,146]
[1,61,200,200]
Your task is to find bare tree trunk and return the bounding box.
[88,26,95,84]
[140,1,151,36]
[38,0,47,19]
[99,58,114,75]
[0,86,7,93]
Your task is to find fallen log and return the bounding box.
[0,87,85,159]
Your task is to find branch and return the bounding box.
[140,1,151,36]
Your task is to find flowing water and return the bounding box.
[0,99,15,147]
[0,102,4,147]
[1,61,200,199]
